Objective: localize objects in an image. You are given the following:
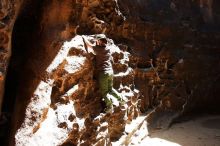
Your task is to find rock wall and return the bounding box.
[13,34,141,146]
[0,1,23,143]
[116,0,220,130]
[0,0,23,115]
[0,0,219,145]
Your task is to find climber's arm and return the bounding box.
[82,37,96,54]
[82,37,89,53]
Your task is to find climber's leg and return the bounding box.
[107,74,121,101]
[98,73,112,108]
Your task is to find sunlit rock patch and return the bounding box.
[15,35,141,146]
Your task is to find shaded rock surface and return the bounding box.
[0,0,22,115]
[0,0,219,145]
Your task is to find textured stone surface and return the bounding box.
[116,0,220,131]
[0,0,23,115]
[0,1,23,144]
[14,35,139,146]
[0,0,219,145]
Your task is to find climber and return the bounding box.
[82,36,121,111]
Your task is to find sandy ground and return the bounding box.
[139,115,220,146]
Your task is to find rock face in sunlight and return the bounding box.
[0,0,220,145]
[15,35,140,146]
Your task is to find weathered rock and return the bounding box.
[0,0,23,116]
[0,0,220,145]
[12,34,139,146]
[117,0,220,131]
